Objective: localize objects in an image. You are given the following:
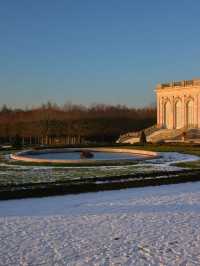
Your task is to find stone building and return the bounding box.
[118,79,200,143]
[156,79,200,130]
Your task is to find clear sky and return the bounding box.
[1,0,200,108]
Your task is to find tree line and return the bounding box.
[0,102,156,145]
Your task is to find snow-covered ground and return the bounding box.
[0,152,199,187]
[1,182,200,265]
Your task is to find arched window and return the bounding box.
[164,101,171,129]
[186,100,194,128]
[175,100,182,129]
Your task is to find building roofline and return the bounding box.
[156,79,200,90]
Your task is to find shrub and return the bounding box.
[140,130,147,144]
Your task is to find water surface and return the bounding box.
[26,151,141,161]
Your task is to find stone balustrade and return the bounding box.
[156,79,200,90]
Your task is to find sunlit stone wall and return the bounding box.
[156,79,200,129]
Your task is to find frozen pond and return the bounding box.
[25,150,142,161]
[1,182,200,265]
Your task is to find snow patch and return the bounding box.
[1,182,200,265]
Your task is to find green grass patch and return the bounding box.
[7,159,139,167]
[174,160,200,169]
[118,143,200,156]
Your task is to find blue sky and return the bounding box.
[0,0,200,107]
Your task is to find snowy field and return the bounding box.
[1,181,200,265]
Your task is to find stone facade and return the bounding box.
[156,79,200,129]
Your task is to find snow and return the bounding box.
[1,182,200,265]
[149,152,199,165]
[0,152,199,187]
[142,152,199,171]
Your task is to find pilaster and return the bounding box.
[194,94,198,128]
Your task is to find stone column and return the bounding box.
[197,94,200,128]
[172,96,175,129]
[194,94,198,128]
[183,95,187,128]
[160,98,164,128]
[157,95,161,128]
[159,98,163,127]
[181,95,184,129]
[170,96,174,129]
[157,95,160,127]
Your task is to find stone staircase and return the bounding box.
[149,128,200,143]
[117,125,159,144]
[117,125,200,144]
[147,128,184,143]
[117,132,140,144]
[184,129,200,140]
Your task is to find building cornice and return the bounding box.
[156,79,200,91]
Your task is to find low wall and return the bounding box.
[10,148,158,164]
